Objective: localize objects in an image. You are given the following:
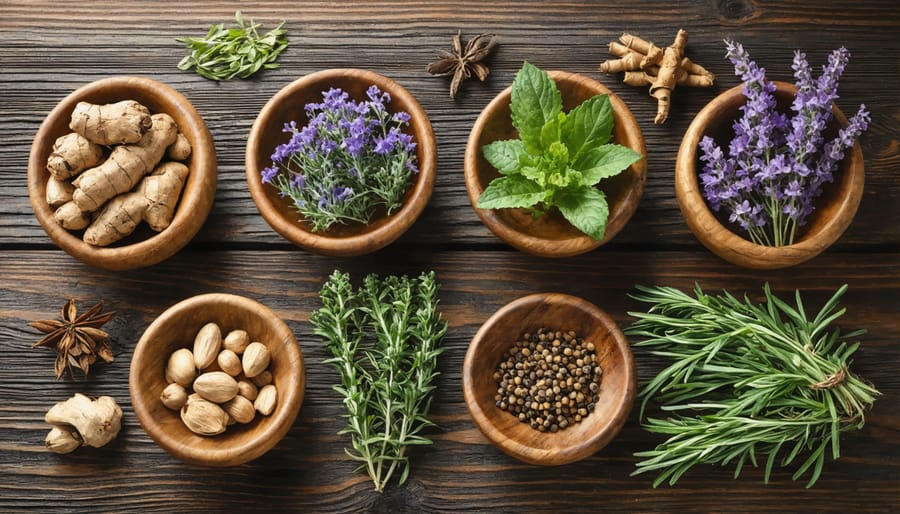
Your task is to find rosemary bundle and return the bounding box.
[626,284,879,488]
[311,270,447,492]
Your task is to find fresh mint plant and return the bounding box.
[477,62,643,240]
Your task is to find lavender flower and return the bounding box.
[261,85,418,232]
[699,41,868,247]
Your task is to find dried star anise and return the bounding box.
[30,299,115,379]
[426,30,497,98]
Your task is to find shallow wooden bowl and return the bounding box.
[675,81,865,269]
[464,71,647,257]
[27,76,217,270]
[462,293,636,465]
[130,293,305,467]
[246,69,437,256]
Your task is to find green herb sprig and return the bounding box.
[176,11,288,81]
[311,270,448,492]
[477,61,643,240]
[626,284,879,488]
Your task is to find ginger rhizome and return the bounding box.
[599,29,715,124]
[44,393,122,454]
[46,100,192,246]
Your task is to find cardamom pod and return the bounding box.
[254,384,278,416]
[180,398,228,436]
[242,342,270,378]
[193,322,222,369]
[223,329,250,355]
[237,379,258,401]
[217,349,242,377]
[160,382,188,410]
[193,371,238,403]
[223,395,256,424]
[165,348,196,387]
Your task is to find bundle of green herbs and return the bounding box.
[311,270,448,492]
[477,62,643,241]
[626,283,879,487]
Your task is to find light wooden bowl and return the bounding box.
[246,69,437,256]
[27,76,217,270]
[129,293,305,467]
[675,81,865,269]
[464,71,647,257]
[462,293,636,465]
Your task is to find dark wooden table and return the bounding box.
[2,1,898,512]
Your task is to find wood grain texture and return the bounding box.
[1,1,898,512]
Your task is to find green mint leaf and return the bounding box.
[511,61,562,154]
[540,112,566,150]
[477,175,546,210]
[483,139,528,175]
[554,185,609,240]
[560,94,613,159]
[572,144,642,185]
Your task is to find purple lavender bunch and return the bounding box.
[699,41,869,246]
[262,85,418,232]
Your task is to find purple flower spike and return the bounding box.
[261,166,278,184]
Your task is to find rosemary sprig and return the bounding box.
[626,284,879,488]
[176,11,288,81]
[311,270,447,492]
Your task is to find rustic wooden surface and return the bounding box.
[1,1,898,512]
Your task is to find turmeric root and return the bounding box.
[83,161,189,246]
[46,132,104,180]
[166,132,192,161]
[72,113,178,212]
[46,177,75,208]
[69,100,152,145]
[54,202,91,230]
[599,29,715,124]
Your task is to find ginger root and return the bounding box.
[166,132,192,161]
[44,393,122,452]
[83,161,189,246]
[599,29,715,124]
[46,177,75,208]
[54,201,91,230]
[47,132,105,180]
[72,113,178,212]
[69,99,152,145]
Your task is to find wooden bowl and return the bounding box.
[462,293,636,465]
[246,69,437,256]
[464,71,647,257]
[27,76,217,270]
[129,293,305,467]
[675,81,865,269]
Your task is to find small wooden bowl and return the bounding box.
[462,293,636,465]
[27,76,217,270]
[129,293,305,467]
[675,81,865,269]
[246,69,437,256]
[464,71,647,257]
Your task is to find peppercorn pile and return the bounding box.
[494,328,603,432]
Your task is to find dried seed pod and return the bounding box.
[242,342,270,378]
[217,349,242,377]
[193,322,222,369]
[45,425,83,454]
[251,370,273,387]
[160,382,188,410]
[180,398,228,436]
[254,384,277,416]
[165,348,196,386]
[223,395,255,424]
[237,379,258,401]
[223,329,250,355]
[193,371,238,404]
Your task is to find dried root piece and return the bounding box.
[47,132,105,180]
[166,132,192,161]
[44,393,122,451]
[69,100,152,145]
[599,29,715,124]
[72,113,178,212]
[46,177,75,208]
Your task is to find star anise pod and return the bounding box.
[30,299,116,379]
[426,31,497,98]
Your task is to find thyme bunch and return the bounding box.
[311,270,447,492]
[626,284,879,488]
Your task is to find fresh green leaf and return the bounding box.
[477,175,546,210]
[540,111,566,150]
[483,139,528,175]
[554,185,609,240]
[560,93,613,158]
[511,61,561,153]
[572,144,642,185]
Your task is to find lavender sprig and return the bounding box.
[262,85,418,232]
[699,41,868,247]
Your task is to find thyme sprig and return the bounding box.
[311,270,447,492]
[176,11,288,81]
[626,284,879,488]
